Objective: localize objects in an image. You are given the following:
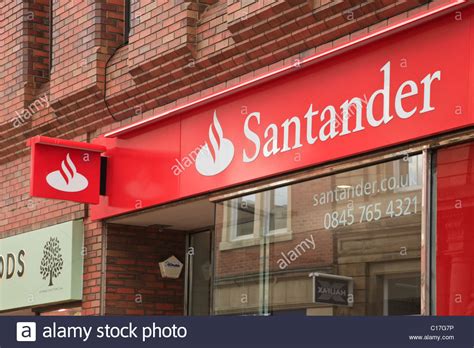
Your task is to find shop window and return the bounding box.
[214,155,423,316]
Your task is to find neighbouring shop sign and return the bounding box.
[91,7,474,219]
[27,136,106,204]
[0,220,83,312]
[310,273,354,307]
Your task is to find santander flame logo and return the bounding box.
[195,111,234,176]
[46,153,89,192]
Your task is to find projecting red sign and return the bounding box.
[27,136,106,204]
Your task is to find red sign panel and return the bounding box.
[28,136,105,204]
[91,5,474,219]
[436,141,474,315]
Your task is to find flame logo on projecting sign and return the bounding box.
[46,153,88,192]
[195,111,234,176]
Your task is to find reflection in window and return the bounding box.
[267,187,288,234]
[229,194,256,239]
[383,275,421,315]
[394,155,423,191]
[214,155,423,316]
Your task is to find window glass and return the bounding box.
[230,194,256,239]
[188,231,211,316]
[215,193,262,315]
[394,155,423,191]
[214,155,423,316]
[383,275,420,315]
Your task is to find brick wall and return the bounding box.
[0,0,451,316]
[104,224,186,315]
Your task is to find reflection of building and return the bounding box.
[213,158,422,316]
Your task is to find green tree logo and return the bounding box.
[40,237,64,286]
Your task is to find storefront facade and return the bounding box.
[87,1,474,316]
[0,0,473,316]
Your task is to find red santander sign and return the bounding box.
[28,136,105,204]
[90,7,474,219]
[189,60,440,177]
